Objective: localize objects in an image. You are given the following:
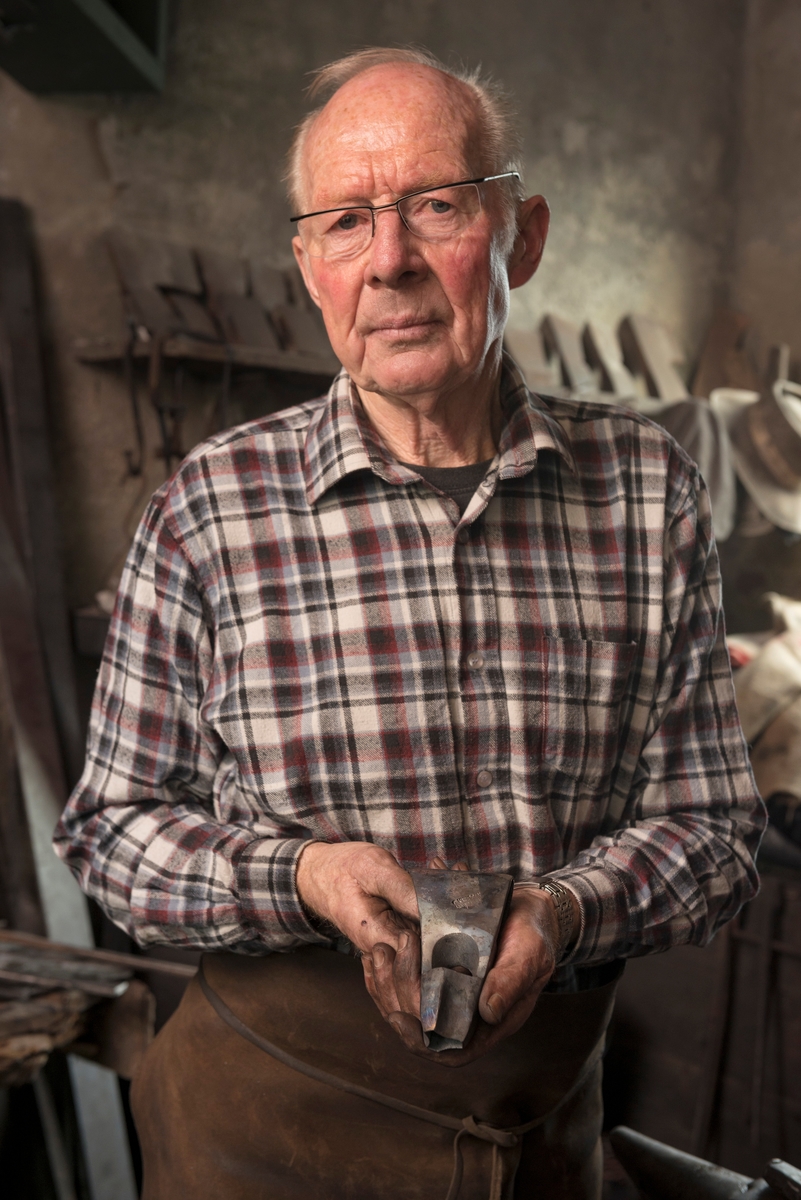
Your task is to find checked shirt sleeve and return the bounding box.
[54,490,322,952]
[552,466,765,966]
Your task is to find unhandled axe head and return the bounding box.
[409,869,513,1052]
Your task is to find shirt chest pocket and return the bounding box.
[540,637,637,786]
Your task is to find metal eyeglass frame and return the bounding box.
[289,171,521,249]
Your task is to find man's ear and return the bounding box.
[292,236,322,309]
[507,195,550,290]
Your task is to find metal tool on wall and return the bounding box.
[409,869,512,1051]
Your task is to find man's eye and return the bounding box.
[428,199,453,215]
[331,211,367,233]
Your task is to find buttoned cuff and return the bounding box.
[234,837,330,947]
[543,864,631,966]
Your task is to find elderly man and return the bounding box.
[56,47,763,1200]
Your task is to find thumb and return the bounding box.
[478,949,535,1026]
[368,858,419,922]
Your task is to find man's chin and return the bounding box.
[351,346,462,402]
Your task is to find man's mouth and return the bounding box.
[366,318,441,338]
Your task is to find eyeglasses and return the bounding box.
[290,172,520,261]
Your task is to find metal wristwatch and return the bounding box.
[515,879,575,961]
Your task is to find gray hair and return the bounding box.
[285,47,524,224]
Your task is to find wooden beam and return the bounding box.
[0,928,197,979]
[74,332,338,378]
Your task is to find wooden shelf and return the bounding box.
[74,334,339,378]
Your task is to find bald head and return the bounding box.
[299,65,486,215]
[286,47,522,215]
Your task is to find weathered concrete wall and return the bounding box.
[0,0,747,604]
[711,0,801,631]
[731,0,801,371]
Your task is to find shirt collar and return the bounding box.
[303,351,576,507]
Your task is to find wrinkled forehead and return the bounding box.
[300,65,485,207]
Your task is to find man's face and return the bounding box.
[292,66,520,405]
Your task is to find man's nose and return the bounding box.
[364,208,426,286]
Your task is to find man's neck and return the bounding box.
[355,368,503,468]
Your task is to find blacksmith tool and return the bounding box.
[611,1125,801,1199]
[409,869,513,1052]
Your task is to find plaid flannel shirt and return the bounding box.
[55,356,764,966]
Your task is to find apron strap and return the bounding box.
[198,958,604,1200]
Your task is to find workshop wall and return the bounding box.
[0,0,747,605]
[715,0,801,632]
[732,0,801,371]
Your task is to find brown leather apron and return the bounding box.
[131,946,621,1200]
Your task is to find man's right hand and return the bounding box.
[295,841,419,955]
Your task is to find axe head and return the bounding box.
[410,869,513,1052]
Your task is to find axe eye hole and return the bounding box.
[431,932,480,977]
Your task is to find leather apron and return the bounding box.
[131,946,621,1200]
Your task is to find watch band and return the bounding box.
[514,879,575,961]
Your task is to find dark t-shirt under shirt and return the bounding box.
[401,460,493,516]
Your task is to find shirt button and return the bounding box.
[467,652,485,670]
[456,527,471,544]
[476,769,493,789]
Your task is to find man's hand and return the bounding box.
[363,870,576,1066]
[296,841,419,955]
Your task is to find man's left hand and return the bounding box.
[362,877,570,1066]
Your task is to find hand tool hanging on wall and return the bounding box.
[122,323,145,477]
[619,314,690,401]
[541,313,597,393]
[109,230,219,460]
[195,248,280,432]
[583,320,638,397]
[146,336,187,474]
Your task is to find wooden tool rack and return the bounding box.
[74,332,338,378]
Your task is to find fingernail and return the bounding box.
[399,932,409,951]
[373,946,385,967]
[486,994,504,1022]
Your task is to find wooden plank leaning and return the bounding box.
[0,200,137,1200]
[0,490,137,1199]
[0,199,84,786]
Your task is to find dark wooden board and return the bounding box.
[0,199,84,785]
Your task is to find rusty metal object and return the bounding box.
[409,868,512,1052]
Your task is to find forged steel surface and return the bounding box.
[410,869,513,1051]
